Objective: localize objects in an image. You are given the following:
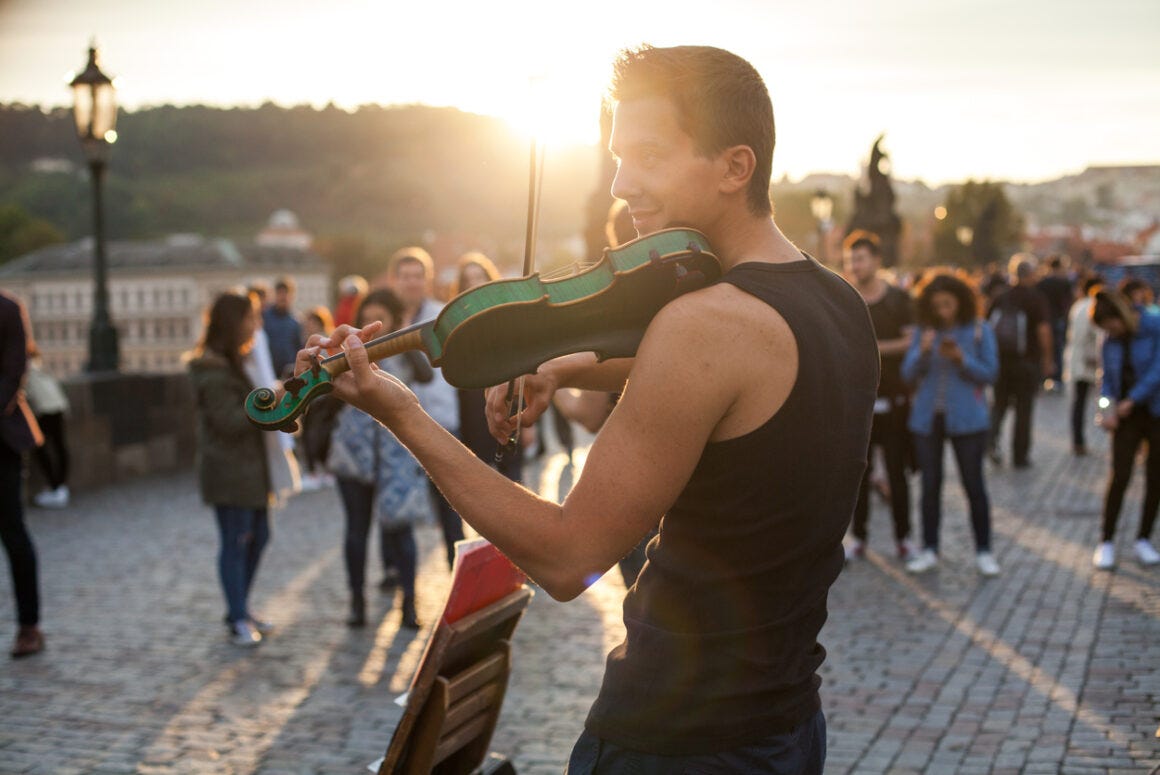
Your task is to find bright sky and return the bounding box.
[1,0,1157,185]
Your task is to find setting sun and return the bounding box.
[485,71,605,150]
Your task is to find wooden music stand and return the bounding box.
[377,539,532,775]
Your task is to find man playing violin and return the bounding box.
[297,45,877,774]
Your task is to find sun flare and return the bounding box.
[476,71,606,150]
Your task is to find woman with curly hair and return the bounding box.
[901,270,1001,576]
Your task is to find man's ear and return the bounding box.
[718,145,756,196]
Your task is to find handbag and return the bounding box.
[374,431,434,528]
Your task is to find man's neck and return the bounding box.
[705,214,801,272]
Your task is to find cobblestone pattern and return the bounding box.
[0,393,1157,774]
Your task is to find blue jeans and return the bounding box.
[914,415,992,553]
[336,477,416,603]
[566,710,826,774]
[214,505,269,624]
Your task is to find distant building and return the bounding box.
[257,209,313,250]
[0,227,330,377]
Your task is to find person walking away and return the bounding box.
[0,292,45,658]
[1064,276,1103,456]
[987,254,1054,468]
[327,289,433,629]
[1089,289,1160,569]
[902,270,1001,576]
[1036,254,1074,392]
[25,342,71,509]
[188,291,277,647]
[384,247,464,569]
[841,229,916,561]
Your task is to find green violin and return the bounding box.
[245,227,718,431]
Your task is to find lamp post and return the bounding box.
[70,43,120,373]
[810,188,834,264]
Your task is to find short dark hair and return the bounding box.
[274,276,296,294]
[609,45,774,216]
[913,269,981,328]
[842,229,881,257]
[356,288,404,329]
[1117,277,1150,297]
[388,247,434,278]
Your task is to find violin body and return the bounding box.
[431,227,718,386]
[246,227,718,431]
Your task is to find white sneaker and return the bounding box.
[1092,542,1115,570]
[843,538,865,562]
[1133,539,1160,566]
[33,486,69,509]
[906,548,938,574]
[299,473,322,492]
[975,551,1001,577]
[231,620,262,647]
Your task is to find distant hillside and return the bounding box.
[3,102,1156,274]
[0,102,600,259]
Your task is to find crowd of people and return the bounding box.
[840,232,1160,577]
[2,41,1157,775]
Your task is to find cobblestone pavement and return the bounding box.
[2,393,1158,774]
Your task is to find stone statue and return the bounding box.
[846,134,903,267]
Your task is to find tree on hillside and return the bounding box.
[932,180,1023,268]
[0,203,64,264]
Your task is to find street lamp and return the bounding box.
[810,189,834,264]
[70,43,120,372]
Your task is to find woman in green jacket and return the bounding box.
[188,290,272,647]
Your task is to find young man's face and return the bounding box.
[274,286,293,310]
[392,260,429,311]
[844,246,880,285]
[609,96,723,238]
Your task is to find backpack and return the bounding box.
[989,298,1027,357]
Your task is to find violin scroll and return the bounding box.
[245,368,335,432]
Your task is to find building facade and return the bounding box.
[0,232,330,377]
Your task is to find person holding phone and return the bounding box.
[902,270,1001,576]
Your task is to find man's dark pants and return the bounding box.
[565,709,826,774]
[851,401,912,544]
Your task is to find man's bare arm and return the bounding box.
[339,295,733,601]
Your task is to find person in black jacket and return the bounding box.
[0,292,44,658]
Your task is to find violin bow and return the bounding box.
[496,106,547,463]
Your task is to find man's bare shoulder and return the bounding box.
[649,282,792,348]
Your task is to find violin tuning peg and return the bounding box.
[284,375,306,400]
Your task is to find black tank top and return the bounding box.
[585,256,879,755]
